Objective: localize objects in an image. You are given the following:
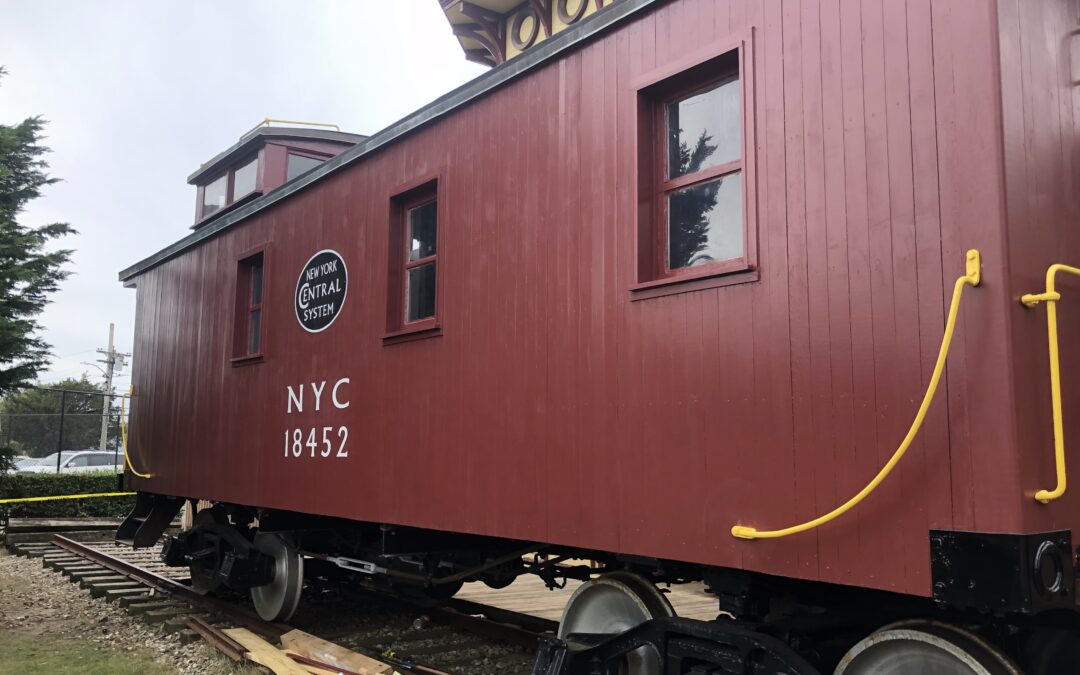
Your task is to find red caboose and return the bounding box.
[119,1,1080,672]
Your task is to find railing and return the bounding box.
[731,249,982,539]
[243,117,341,138]
[1021,264,1080,504]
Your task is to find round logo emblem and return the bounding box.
[295,249,347,333]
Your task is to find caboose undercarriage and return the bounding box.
[119,492,1080,674]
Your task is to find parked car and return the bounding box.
[6,456,39,473]
[17,450,122,474]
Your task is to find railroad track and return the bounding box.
[8,536,552,674]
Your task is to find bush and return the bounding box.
[0,447,15,474]
[0,471,134,518]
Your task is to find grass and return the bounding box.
[0,632,171,675]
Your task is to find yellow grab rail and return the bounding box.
[1020,263,1080,503]
[732,249,982,540]
[120,386,153,479]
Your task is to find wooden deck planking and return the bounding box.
[457,576,718,622]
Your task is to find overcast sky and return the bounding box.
[0,0,486,390]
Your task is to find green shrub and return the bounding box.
[0,447,15,474]
[0,471,133,518]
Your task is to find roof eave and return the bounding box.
[120,0,661,283]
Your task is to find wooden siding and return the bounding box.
[998,0,1080,536]
[128,0,1026,598]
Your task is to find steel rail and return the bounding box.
[49,535,537,672]
[445,597,559,636]
[51,535,287,639]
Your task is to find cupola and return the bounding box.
[189,119,365,228]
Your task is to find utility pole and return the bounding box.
[96,323,129,452]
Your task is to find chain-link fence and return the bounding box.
[0,387,128,474]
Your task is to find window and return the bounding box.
[634,35,756,297]
[66,455,89,468]
[234,251,265,361]
[233,156,258,200]
[286,153,324,181]
[387,179,441,338]
[88,454,114,467]
[202,174,228,216]
[405,200,437,322]
[664,78,743,270]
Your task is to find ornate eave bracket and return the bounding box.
[456,1,506,66]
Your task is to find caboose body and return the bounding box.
[120,0,1080,672]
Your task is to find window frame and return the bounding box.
[197,153,262,221]
[402,196,439,326]
[631,29,758,300]
[231,245,270,365]
[385,174,444,344]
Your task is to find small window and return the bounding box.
[89,454,113,467]
[233,157,258,200]
[286,153,324,181]
[405,200,437,322]
[202,174,228,216]
[234,252,265,360]
[634,40,756,295]
[66,455,90,468]
[387,181,440,336]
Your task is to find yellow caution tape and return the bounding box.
[0,491,135,505]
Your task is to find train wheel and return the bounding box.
[557,571,675,675]
[835,621,1021,675]
[250,533,304,622]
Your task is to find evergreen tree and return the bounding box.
[0,66,75,394]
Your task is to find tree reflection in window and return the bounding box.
[662,75,744,272]
[668,131,721,269]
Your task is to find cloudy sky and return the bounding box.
[1,0,485,390]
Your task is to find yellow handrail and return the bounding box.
[732,249,982,539]
[243,117,341,137]
[120,386,153,479]
[1020,263,1080,503]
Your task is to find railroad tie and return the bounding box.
[114,590,155,606]
[89,581,143,598]
[125,600,180,616]
[59,564,102,577]
[79,574,128,589]
[144,607,197,625]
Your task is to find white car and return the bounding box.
[17,450,122,474]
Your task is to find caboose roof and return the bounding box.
[119,0,659,285]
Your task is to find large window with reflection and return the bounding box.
[634,36,757,296]
[663,77,743,270]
